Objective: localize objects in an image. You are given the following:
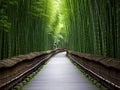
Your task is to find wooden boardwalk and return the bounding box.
[23,52,98,90]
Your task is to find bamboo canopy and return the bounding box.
[0,0,120,60]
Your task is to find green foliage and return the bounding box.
[0,0,55,60]
[65,0,120,59]
[0,0,120,59]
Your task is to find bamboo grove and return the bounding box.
[0,0,57,60]
[0,0,120,60]
[65,0,120,59]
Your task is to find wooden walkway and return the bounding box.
[23,52,98,90]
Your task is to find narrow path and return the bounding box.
[23,52,98,90]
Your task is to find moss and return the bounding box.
[70,60,108,90]
[13,86,20,90]
[25,78,30,82]
[13,66,43,89]
[22,80,27,85]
